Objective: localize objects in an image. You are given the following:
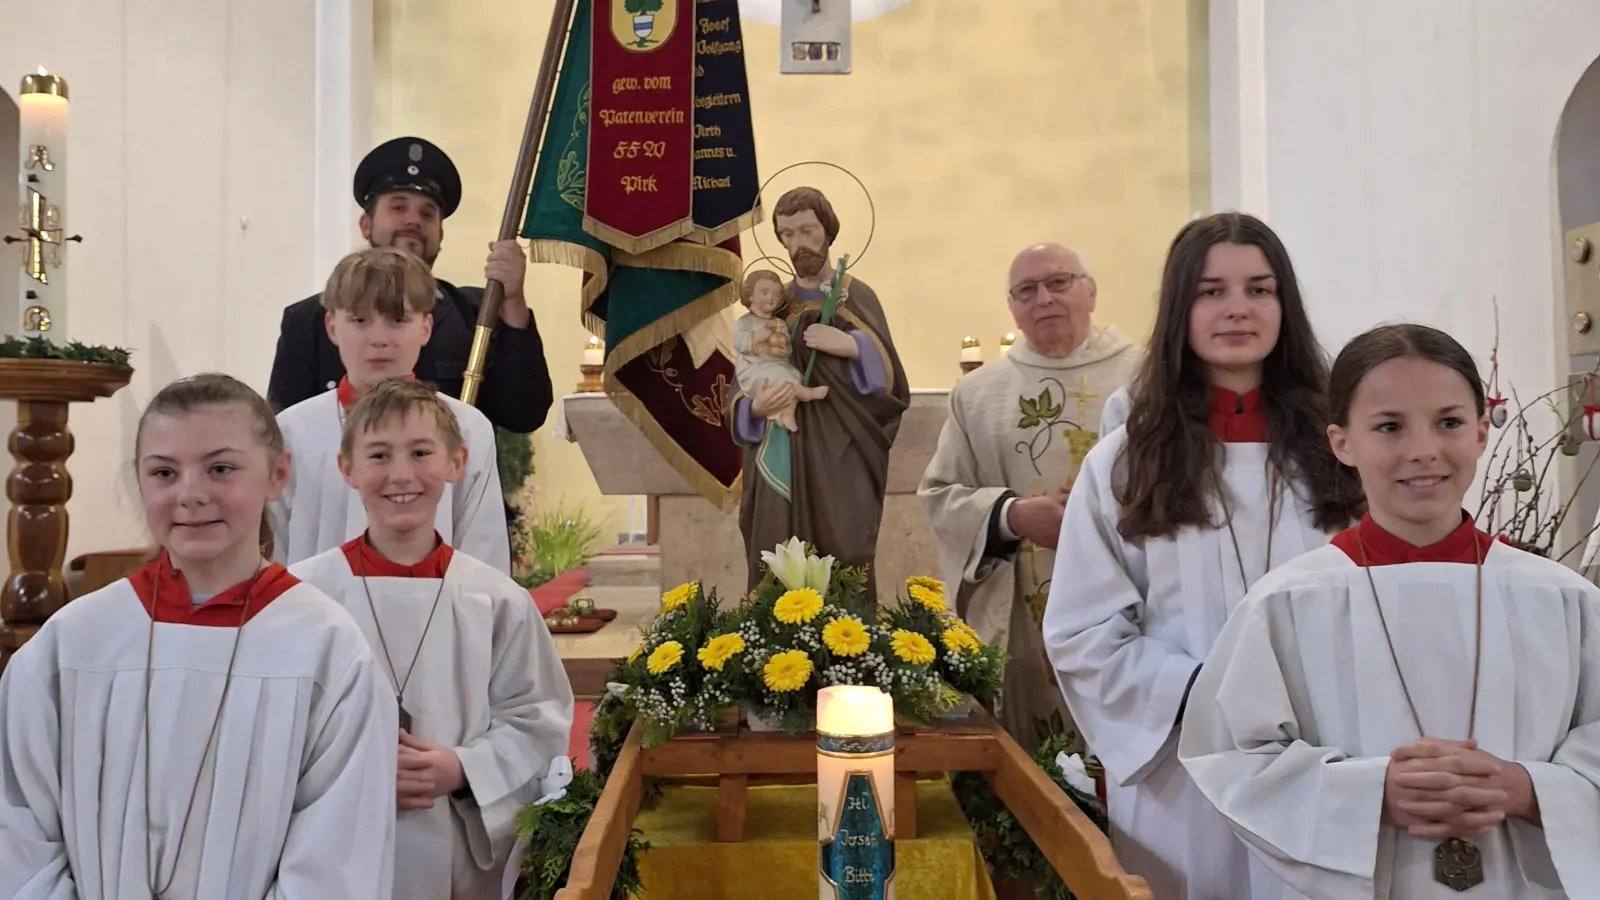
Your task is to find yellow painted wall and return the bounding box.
[374,0,1209,541]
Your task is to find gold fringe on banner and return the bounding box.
[600,238,746,510]
[528,238,611,339]
[683,203,765,248]
[581,214,696,259]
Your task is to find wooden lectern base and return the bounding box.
[0,359,133,669]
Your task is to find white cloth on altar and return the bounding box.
[270,390,510,573]
[1180,541,1600,899]
[1043,429,1331,900]
[0,578,398,900]
[291,547,574,900]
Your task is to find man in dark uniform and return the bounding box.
[268,136,553,434]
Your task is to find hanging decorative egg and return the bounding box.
[1562,437,1582,457]
[1488,397,1508,428]
[1512,469,1534,492]
[1586,404,1600,442]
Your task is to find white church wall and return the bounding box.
[1213,0,1600,404]
[0,0,370,561]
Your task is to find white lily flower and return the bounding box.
[606,681,631,699]
[1055,751,1096,796]
[804,552,835,592]
[761,537,812,591]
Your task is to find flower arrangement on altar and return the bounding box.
[612,538,1008,746]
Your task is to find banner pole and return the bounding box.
[460,0,579,406]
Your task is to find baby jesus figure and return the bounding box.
[733,269,829,432]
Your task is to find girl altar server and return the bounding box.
[1180,323,1600,899]
[1042,213,1364,900]
[290,377,572,900]
[0,373,398,899]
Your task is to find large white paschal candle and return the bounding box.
[17,67,69,339]
[817,685,896,900]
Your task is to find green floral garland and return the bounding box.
[0,336,132,369]
[951,733,1109,900]
[514,767,648,900]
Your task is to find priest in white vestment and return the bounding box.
[270,382,511,573]
[0,559,399,899]
[919,242,1139,749]
[293,537,574,900]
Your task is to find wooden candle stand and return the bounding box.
[557,706,1152,900]
[0,359,132,669]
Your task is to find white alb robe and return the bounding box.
[1043,427,1333,900]
[1179,542,1600,900]
[270,390,510,573]
[0,579,398,899]
[291,547,574,900]
[918,327,1140,747]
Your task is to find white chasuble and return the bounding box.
[1180,541,1600,900]
[918,327,1139,747]
[1043,428,1332,900]
[0,580,398,900]
[291,548,575,900]
[270,391,511,573]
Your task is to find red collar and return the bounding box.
[1331,512,1492,566]
[129,552,298,626]
[1209,386,1268,443]
[341,532,454,578]
[336,374,417,410]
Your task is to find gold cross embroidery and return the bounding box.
[1067,375,1101,427]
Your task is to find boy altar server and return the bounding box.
[272,246,510,572]
[1180,324,1600,898]
[292,376,573,900]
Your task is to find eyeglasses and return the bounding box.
[1009,272,1088,303]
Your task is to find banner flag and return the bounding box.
[522,0,762,509]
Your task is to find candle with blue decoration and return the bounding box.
[817,685,896,900]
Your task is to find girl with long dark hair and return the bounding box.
[1043,213,1363,899]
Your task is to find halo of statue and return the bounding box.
[750,160,876,272]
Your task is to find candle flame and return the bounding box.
[586,335,601,348]
[37,66,47,76]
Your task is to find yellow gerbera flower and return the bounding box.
[908,583,947,613]
[890,629,937,666]
[948,619,981,645]
[774,587,824,624]
[821,616,870,657]
[763,649,814,692]
[647,640,685,675]
[660,582,698,613]
[697,633,746,671]
[942,626,981,654]
[907,575,945,594]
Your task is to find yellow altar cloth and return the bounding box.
[635,780,998,899]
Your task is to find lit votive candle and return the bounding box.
[817,685,896,899]
[959,336,980,365]
[582,336,603,367]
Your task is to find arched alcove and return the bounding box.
[1557,55,1600,231]
[1553,54,1600,569]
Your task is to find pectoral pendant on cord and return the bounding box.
[1434,836,1484,892]
[398,700,413,733]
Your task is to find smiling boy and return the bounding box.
[270,246,510,571]
[290,376,571,900]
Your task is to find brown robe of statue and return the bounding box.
[733,274,909,602]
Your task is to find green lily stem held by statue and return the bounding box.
[801,254,849,387]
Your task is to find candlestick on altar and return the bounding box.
[959,336,980,375]
[998,332,1016,356]
[578,335,604,392]
[817,685,896,899]
[9,68,73,339]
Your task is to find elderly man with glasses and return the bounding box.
[917,242,1141,751]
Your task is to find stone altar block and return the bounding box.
[563,389,949,601]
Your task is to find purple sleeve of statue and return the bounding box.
[849,331,887,396]
[732,396,765,446]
